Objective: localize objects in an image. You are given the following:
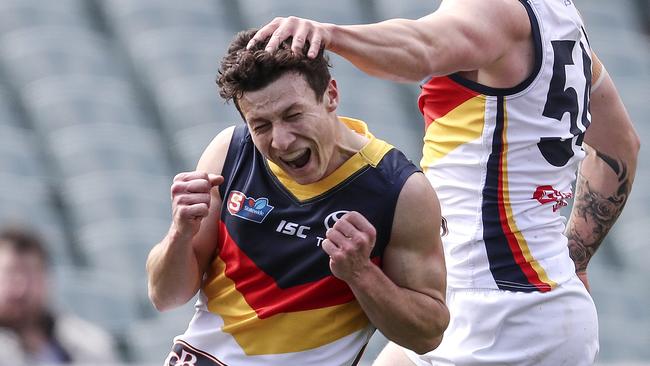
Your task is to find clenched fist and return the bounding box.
[321,211,377,282]
[170,171,223,238]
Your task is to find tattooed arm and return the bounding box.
[566,71,640,291]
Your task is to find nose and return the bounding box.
[270,122,296,151]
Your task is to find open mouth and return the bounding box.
[280,148,311,169]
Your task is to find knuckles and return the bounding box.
[176,203,208,219]
[188,179,211,193]
[170,177,211,197]
[175,193,209,206]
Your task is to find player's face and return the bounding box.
[239,72,341,184]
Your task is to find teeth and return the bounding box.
[281,148,308,162]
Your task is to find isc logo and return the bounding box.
[276,220,310,239]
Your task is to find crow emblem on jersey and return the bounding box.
[533,185,573,212]
[227,190,274,223]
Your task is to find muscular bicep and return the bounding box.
[382,173,446,302]
[190,126,236,273]
[416,0,531,74]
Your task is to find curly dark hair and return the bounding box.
[217,28,331,111]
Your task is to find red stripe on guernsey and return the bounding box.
[218,221,380,318]
[496,159,548,291]
[419,76,481,129]
[493,96,549,292]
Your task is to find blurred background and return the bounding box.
[0,0,647,365]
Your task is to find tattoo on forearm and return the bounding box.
[567,151,631,272]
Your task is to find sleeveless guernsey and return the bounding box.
[419,0,592,292]
[169,117,418,365]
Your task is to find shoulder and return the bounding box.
[438,0,529,22]
[391,172,442,242]
[429,0,531,39]
[397,172,439,211]
[196,125,238,174]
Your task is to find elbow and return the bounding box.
[410,335,443,355]
[407,332,445,355]
[148,288,172,312]
[422,303,450,353]
[148,285,185,312]
[406,309,450,354]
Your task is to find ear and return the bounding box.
[324,79,339,112]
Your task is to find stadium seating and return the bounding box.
[60,170,170,226]
[124,27,234,84]
[0,27,125,89]
[0,124,44,178]
[372,0,442,20]
[0,0,90,35]
[0,90,72,266]
[52,265,141,336]
[47,122,171,178]
[124,299,197,362]
[0,174,72,266]
[98,0,240,37]
[238,0,369,26]
[22,75,150,131]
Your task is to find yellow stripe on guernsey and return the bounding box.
[204,257,370,355]
[499,103,556,289]
[421,96,485,167]
[267,117,394,201]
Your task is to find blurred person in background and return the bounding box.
[0,225,119,365]
[146,29,449,365]
[251,0,641,365]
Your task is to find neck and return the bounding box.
[330,117,368,168]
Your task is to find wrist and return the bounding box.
[345,260,381,289]
[168,223,195,246]
[324,23,342,53]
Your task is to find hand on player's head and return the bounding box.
[247,16,330,59]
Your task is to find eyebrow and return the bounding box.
[247,102,302,123]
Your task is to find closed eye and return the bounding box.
[252,122,271,133]
[286,113,301,121]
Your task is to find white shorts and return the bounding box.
[405,275,599,366]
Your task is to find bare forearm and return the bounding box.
[566,148,637,272]
[329,20,446,83]
[347,265,449,354]
[146,227,203,311]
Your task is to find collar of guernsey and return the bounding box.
[265,116,394,201]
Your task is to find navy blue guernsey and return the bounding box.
[200,117,418,356]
